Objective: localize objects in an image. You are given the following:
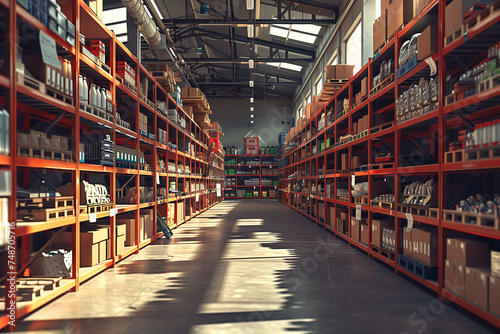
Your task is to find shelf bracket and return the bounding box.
[452,109,474,130]
[43,110,67,134]
[411,138,434,163]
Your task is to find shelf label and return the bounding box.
[351,175,356,187]
[110,209,116,217]
[356,204,362,220]
[196,193,199,202]
[216,189,221,197]
[425,57,437,76]
[39,31,62,69]
[405,213,414,231]
[156,172,160,184]
[89,213,97,223]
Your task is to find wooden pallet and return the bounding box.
[17,72,46,93]
[371,200,394,209]
[445,93,456,106]
[338,196,350,202]
[354,196,368,205]
[445,149,465,163]
[17,196,74,209]
[370,121,394,134]
[397,203,410,213]
[16,285,44,301]
[479,73,500,92]
[369,75,394,97]
[325,79,349,84]
[116,118,131,130]
[354,165,368,172]
[100,61,111,75]
[371,245,395,261]
[80,102,114,123]
[370,162,394,170]
[443,209,500,229]
[465,145,500,161]
[46,87,74,105]
[465,1,500,30]
[409,204,429,217]
[444,25,464,47]
[17,146,73,162]
[17,277,62,291]
[17,206,75,222]
[87,203,113,214]
[429,208,439,219]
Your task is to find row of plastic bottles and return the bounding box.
[79,75,107,110]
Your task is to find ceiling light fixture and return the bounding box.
[250,97,254,103]
[251,120,254,124]
[249,59,254,69]
[247,21,254,38]
[249,80,254,87]
[196,47,203,55]
[250,106,254,111]
[200,4,210,15]
[251,114,254,118]
[246,0,254,10]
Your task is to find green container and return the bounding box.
[266,147,270,155]
[273,180,279,186]
[326,138,331,148]
[246,192,252,197]
[320,142,324,151]
[271,147,275,154]
[229,169,235,175]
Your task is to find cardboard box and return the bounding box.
[98,240,107,263]
[335,65,355,79]
[372,220,393,249]
[489,275,500,317]
[417,23,438,61]
[360,223,369,245]
[351,218,360,241]
[379,9,387,46]
[388,0,413,37]
[446,238,490,267]
[445,259,465,297]
[116,215,136,246]
[50,135,69,151]
[329,205,335,225]
[403,227,412,257]
[465,267,489,310]
[116,234,126,255]
[29,130,46,148]
[361,77,368,97]
[325,65,336,80]
[445,0,462,37]
[177,201,184,222]
[411,228,438,267]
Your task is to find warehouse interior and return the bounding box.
[0,0,499,332]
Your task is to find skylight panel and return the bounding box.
[103,7,126,25]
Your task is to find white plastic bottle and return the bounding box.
[79,75,84,102]
[101,88,107,110]
[90,84,97,107]
[83,77,89,104]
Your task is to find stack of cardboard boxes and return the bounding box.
[116,61,136,87]
[325,65,355,81]
[371,219,394,249]
[373,0,415,54]
[445,238,500,316]
[17,130,71,160]
[352,114,370,136]
[402,226,438,267]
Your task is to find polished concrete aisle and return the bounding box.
[16,200,496,334]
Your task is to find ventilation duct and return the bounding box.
[120,0,161,47]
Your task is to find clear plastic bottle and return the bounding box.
[83,77,89,103]
[79,75,84,102]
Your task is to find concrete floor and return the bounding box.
[15,200,497,334]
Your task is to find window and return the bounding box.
[103,7,128,43]
[269,24,321,44]
[305,92,312,110]
[314,75,323,95]
[346,21,362,73]
[327,52,338,66]
[268,62,302,72]
[376,0,381,18]
[298,104,304,119]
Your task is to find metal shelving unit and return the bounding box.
[0,0,224,329]
[278,0,500,328]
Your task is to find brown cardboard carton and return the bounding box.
[489,275,500,317]
[329,205,335,225]
[116,223,126,237]
[361,77,368,97]
[417,23,438,61]
[351,218,360,241]
[446,238,490,267]
[411,228,438,267]
[115,234,125,255]
[116,215,136,246]
[381,0,390,11]
[98,240,107,263]
[325,65,336,80]
[360,223,369,245]
[465,267,489,310]
[445,0,462,37]
[388,0,413,37]
[403,227,412,257]
[445,259,465,297]
[372,220,393,249]
[335,65,355,79]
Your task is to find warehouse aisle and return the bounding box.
[16,200,496,334]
